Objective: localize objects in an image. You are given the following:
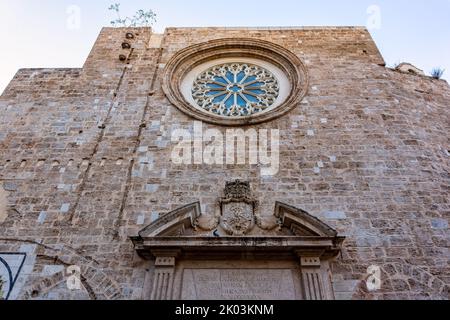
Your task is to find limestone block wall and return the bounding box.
[0,27,449,300]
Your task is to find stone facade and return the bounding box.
[0,26,449,300]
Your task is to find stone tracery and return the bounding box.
[192,63,280,117]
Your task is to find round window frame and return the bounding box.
[162,38,309,126]
[183,58,289,118]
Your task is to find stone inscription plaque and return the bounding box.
[181,269,297,300]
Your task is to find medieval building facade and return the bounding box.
[0,27,448,300]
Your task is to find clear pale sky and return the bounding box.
[1,0,449,93]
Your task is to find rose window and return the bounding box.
[191,63,280,117]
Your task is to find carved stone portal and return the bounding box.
[131,181,345,300]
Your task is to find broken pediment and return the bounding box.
[135,201,339,239]
[131,181,345,261]
[135,181,341,238]
[138,202,202,238]
[274,202,338,237]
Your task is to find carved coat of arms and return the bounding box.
[221,202,254,236]
[219,181,257,236]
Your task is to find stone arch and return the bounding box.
[0,239,122,300]
[351,261,448,300]
[382,262,448,299]
[24,270,92,300]
[23,255,97,300]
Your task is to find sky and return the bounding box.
[0,0,449,93]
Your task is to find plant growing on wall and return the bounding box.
[431,67,445,79]
[108,3,156,27]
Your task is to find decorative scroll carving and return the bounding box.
[255,214,283,231]
[195,214,220,232]
[222,180,255,203]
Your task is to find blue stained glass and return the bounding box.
[226,71,234,82]
[247,89,265,95]
[207,83,225,89]
[237,94,246,106]
[215,77,228,84]
[244,94,258,103]
[213,94,227,103]
[229,85,241,93]
[225,95,234,108]
[236,71,246,83]
[247,82,265,87]
[207,90,226,95]
[192,63,279,117]
[242,76,257,83]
